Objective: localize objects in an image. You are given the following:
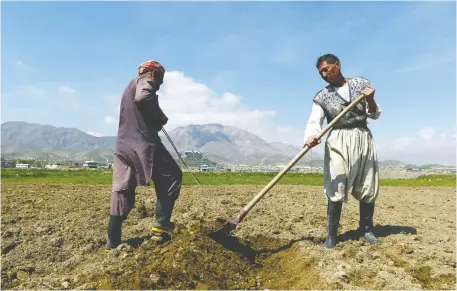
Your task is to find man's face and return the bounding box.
[146,71,164,90]
[317,61,341,84]
[154,72,164,86]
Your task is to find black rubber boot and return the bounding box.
[323,200,343,249]
[105,215,124,250]
[359,201,380,244]
[154,197,176,233]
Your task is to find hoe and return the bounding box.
[211,93,368,238]
[161,127,201,186]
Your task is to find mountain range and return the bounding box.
[1,121,320,166]
[4,121,449,168]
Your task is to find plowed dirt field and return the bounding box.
[1,183,455,290]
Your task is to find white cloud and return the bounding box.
[58,85,77,95]
[86,132,105,137]
[392,127,454,152]
[104,116,118,125]
[418,127,435,139]
[378,127,456,165]
[15,60,25,67]
[157,71,277,138]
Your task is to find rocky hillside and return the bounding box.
[1,121,318,165]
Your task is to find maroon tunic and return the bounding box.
[112,76,168,192]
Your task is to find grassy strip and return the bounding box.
[1,169,455,187]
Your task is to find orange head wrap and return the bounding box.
[137,60,165,76]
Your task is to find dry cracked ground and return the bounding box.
[1,183,456,290]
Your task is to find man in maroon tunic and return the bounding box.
[106,60,183,250]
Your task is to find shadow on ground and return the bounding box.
[339,224,417,243]
[208,231,322,264]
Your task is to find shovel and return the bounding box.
[211,93,368,237]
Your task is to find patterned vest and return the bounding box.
[313,77,370,129]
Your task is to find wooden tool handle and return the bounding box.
[238,93,367,220]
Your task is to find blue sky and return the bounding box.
[2,1,456,165]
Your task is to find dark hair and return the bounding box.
[316,54,340,68]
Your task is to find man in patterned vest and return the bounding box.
[304,54,382,248]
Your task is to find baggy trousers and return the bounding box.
[109,143,183,224]
[323,127,379,204]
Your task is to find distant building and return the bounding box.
[98,162,112,169]
[199,164,209,172]
[45,164,59,169]
[15,163,30,169]
[83,160,98,168]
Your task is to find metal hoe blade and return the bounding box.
[210,205,247,237]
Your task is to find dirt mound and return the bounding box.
[77,218,326,290]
